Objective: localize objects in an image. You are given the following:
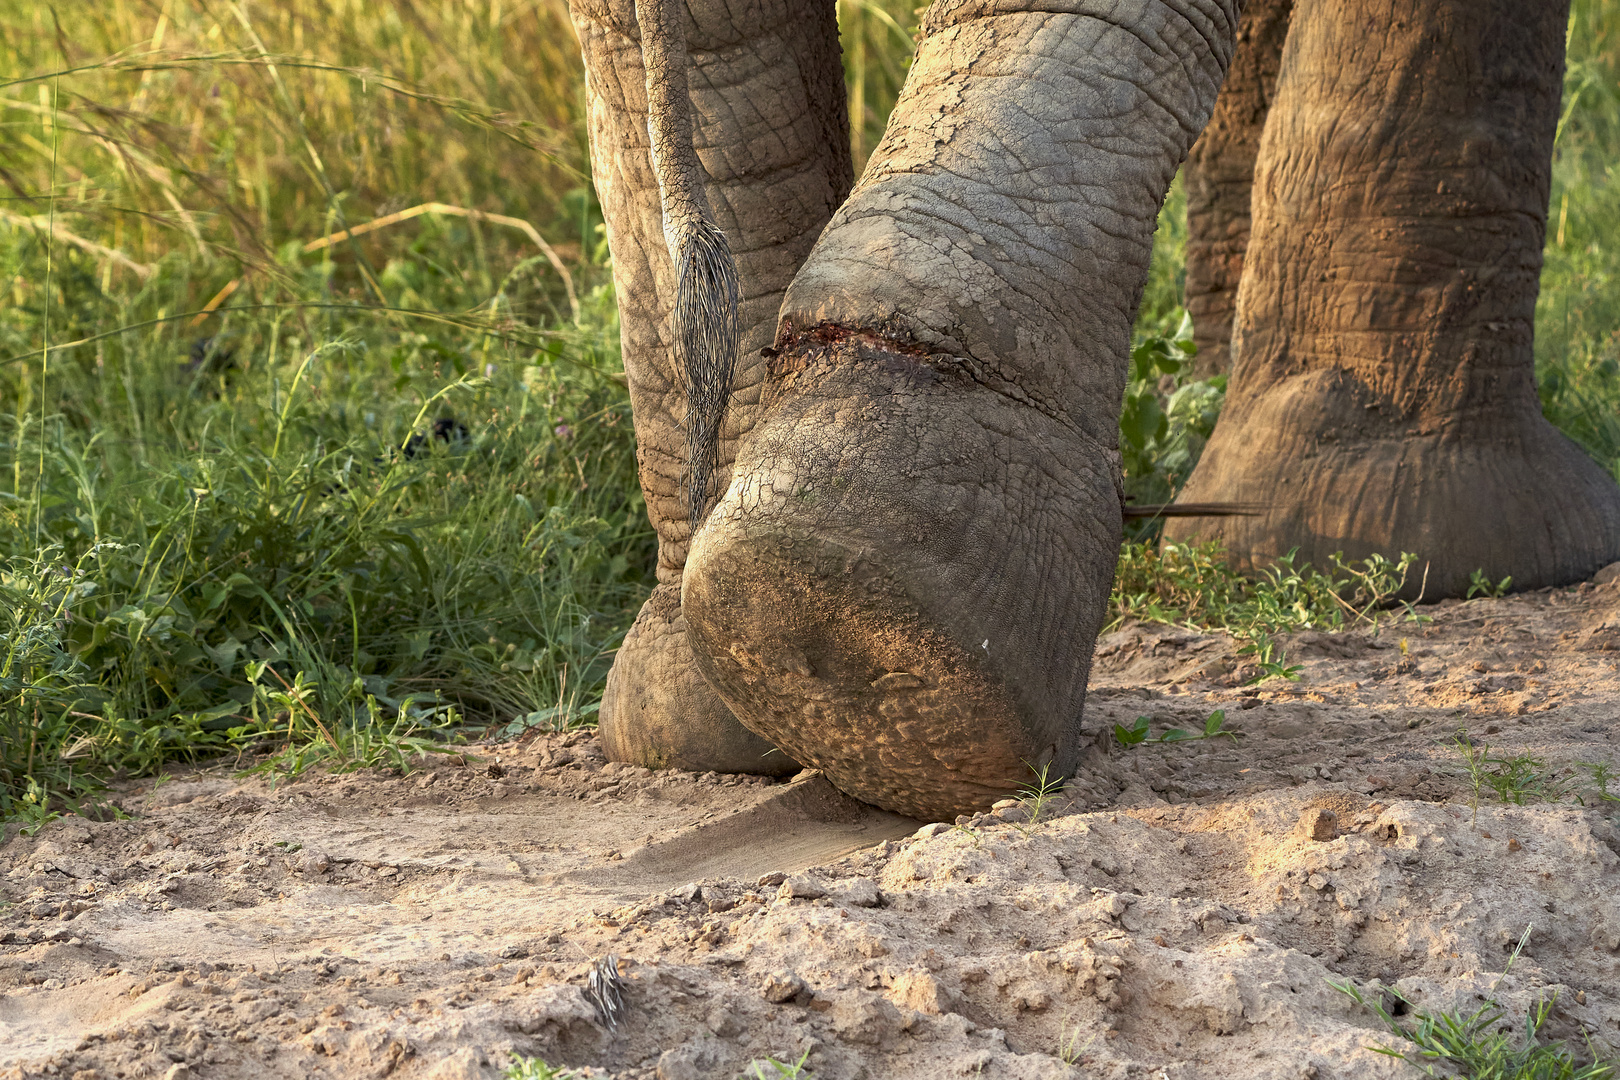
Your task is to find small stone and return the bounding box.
[657,1039,729,1080]
[1300,808,1339,842]
[888,970,954,1015]
[1593,561,1620,585]
[990,799,1021,811]
[993,806,1029,824]
[756,872,787,888]
[777,874,827,901]
[761,970,807,1004]
[838,879,882,908]
[915,822,951,839]
[162,1066,193,1080]
[300,852,331,875]
[956,1050,994,1074]
[707,1006,741,1038]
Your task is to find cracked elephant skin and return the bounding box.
[579,0,1238,818]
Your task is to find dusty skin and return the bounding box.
[4,578,1619,1079]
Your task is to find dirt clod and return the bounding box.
[1299,807,1340,841]
[760,970,807,1004]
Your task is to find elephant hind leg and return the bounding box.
[574,0,852,775]
[601,584,799,776]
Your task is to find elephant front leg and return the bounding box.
[571,0,852,774]
[683,0,1240,820]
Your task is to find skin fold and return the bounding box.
[1166,0,1620,597]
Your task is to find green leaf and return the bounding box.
[1113,716,1151,746]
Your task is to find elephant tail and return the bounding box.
[638,0,740,529]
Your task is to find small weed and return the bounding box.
[1453,731,1578,813]
[1331,927,1616,1080]
[742,1051,813,1078]
[1468,569,1515,599]
[1057,1014,1094,1065]
[949,823,985,849]
[1484,752,1577,806]
[505,1057,587,1080]
[1238,632,1304,685]
[12,779,60,837]
[1017,762,1067,827]
[1114,710,1242,749]
[1110,543,1426,687]
[1113,716,1152,747]
[1456,730,1491,828]
[1577,761,1620,804]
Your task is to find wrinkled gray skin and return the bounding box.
[577,0,1238,819]
[574,0,850,775]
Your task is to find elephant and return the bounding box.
[1165,0,1620,597]
[1180,0,1292,380]
[570,0,1617,822]
[571,0,1240,821]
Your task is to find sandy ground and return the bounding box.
[3,578,1619,1080]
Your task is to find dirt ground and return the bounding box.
[4,577,1619,1080]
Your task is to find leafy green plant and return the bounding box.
[1469,569,1516,600]
[1331,928,1616,1080]
[742,1051,813,1079]
[1120,310,1227,517]
[1454,732,1578,813]
[505,1056,588,1080]
[1577,761,1620,804]
[1113,710,1242,749]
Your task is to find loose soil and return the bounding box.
[4,580,1619,1080]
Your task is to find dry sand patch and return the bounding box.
[3,581,1618,1079]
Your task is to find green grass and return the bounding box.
[1109,540,1429,685]
[505,1056,588,1080]
[0,0,1617,823]
[1538,0,1620,482]
[1333,930,1617,1080]
[742,1053,814,1079]
[0,229,652,820]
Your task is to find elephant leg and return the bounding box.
[1166,0,1620,597]
[683,0,1240,819]
[1182,0,1293,378]
[571,0,852,774]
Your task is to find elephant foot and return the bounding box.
[600,584,800,776]
[682,334,1117,821]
